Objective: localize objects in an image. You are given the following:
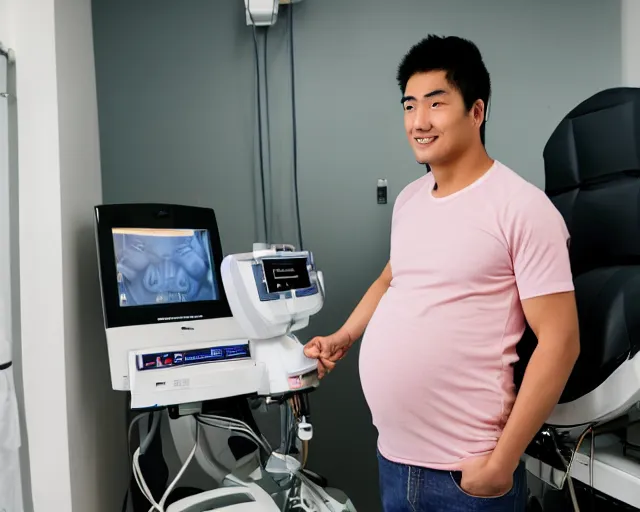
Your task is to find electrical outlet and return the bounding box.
[377,179,388,204]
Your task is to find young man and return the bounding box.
[304,35,580,511]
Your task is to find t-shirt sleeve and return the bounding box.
[509,188,575,301]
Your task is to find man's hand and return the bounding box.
[303,331,353,378]
[460,454,513,498]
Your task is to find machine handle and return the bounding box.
[316,270,325,298]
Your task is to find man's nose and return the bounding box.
[413,104,431,131]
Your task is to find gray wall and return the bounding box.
[57,0,130,509]
[92,0,622,510]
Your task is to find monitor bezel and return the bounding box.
[95,203,233,328]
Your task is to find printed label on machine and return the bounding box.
[136,343,250,371]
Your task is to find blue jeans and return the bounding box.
[377,451,527,511]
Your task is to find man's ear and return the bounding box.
[473,99,486,127]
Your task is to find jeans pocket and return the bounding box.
[449,471,514,500]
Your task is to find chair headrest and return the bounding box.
[543,88,640,277]
[544,87,640,195]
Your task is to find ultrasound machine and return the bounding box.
[94,203,356,512]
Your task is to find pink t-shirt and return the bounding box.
[359,160,574,470]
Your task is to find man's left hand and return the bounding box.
[460,454,513,498]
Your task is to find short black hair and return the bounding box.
[396,35,491,144]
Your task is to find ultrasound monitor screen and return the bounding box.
[112,228,220,307]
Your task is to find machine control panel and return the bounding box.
[261,256,311,293]
[251,254,319,302]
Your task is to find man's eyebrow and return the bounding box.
[400,89,448,103]
[425,89,447,98]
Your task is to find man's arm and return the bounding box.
[335,261,393,346]
[461,190,579,497]
[304,261,392,376]
[489,290,580,474]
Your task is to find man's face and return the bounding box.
[402,70,482,165]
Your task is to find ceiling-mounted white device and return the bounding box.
[244,0,304,27]
[244,0,279,26]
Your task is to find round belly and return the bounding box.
[358,295,509,453]
[359,308,446,425]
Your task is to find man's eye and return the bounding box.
[432,102,441,108]
[404,104,414,111]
